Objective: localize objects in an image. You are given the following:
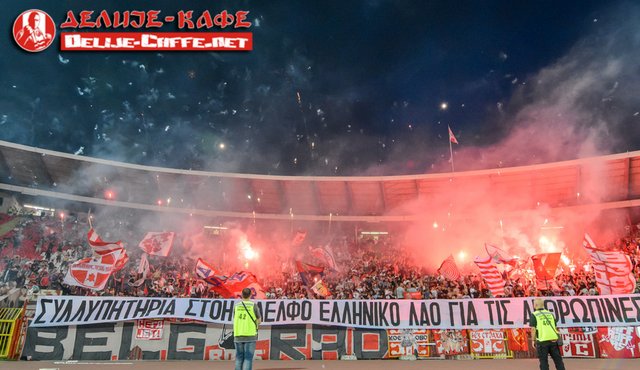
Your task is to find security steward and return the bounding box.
[530,298,566,370]
[233,288,261,370]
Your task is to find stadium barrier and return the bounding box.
[0,308,24,359]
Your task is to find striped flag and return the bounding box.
[583,233,635,295]
[87,228,125,255]
[474,255,505,297]
[437,254,461,280]
[86,228,128,272]
[112,248,129,272]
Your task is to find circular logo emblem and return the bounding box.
[13,9,56,52]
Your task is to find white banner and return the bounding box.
[31,295,640,329]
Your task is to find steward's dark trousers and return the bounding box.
[536,340,566,370]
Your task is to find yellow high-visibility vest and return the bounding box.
[233,301,257,337]
[533,309,559,342]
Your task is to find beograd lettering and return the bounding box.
[31,295,640,329]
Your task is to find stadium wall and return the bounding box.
[22,321,640,361]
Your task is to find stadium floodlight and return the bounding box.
[360,231,388,235]
[23,204,55,212]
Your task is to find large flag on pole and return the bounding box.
[63,249,124,290]
[138,232,175,257]
[448,126,459,144]
[583,233,635,295]
[473,255,505,297]
[310,246,338,271]
[295,260,325,286]
[438,254,461,280]
[195,258,232,296]
[225,271,266,299]
[195,258,265,299]
[87,228,125,255]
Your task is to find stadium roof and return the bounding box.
[1,140,640,222]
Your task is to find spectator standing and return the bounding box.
[530,298,566,370]
[233,288,261,370]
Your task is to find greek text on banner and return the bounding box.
[31,295,640,329]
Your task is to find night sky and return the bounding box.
[1,0,639,176]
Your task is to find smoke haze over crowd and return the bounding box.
[2,1,640,271]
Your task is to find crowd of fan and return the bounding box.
[2,211,640,306]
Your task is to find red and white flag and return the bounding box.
[87,228,125,255]
[474,255,505,297]
[438,254,461,280]
[63,248,123,290]
[113,248,129,272]
[506,328,529,352]
[448,126,459,144]
[138,232,175,257]
[583,233,635,295]
[131,253,150,287]
[225,271,266,299]
[531,252,562,291]
[195,258,232,296]
[194,259,266,299]
[485,243,517,267]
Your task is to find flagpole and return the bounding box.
[449,139,455,172]
[448,126,455,172]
